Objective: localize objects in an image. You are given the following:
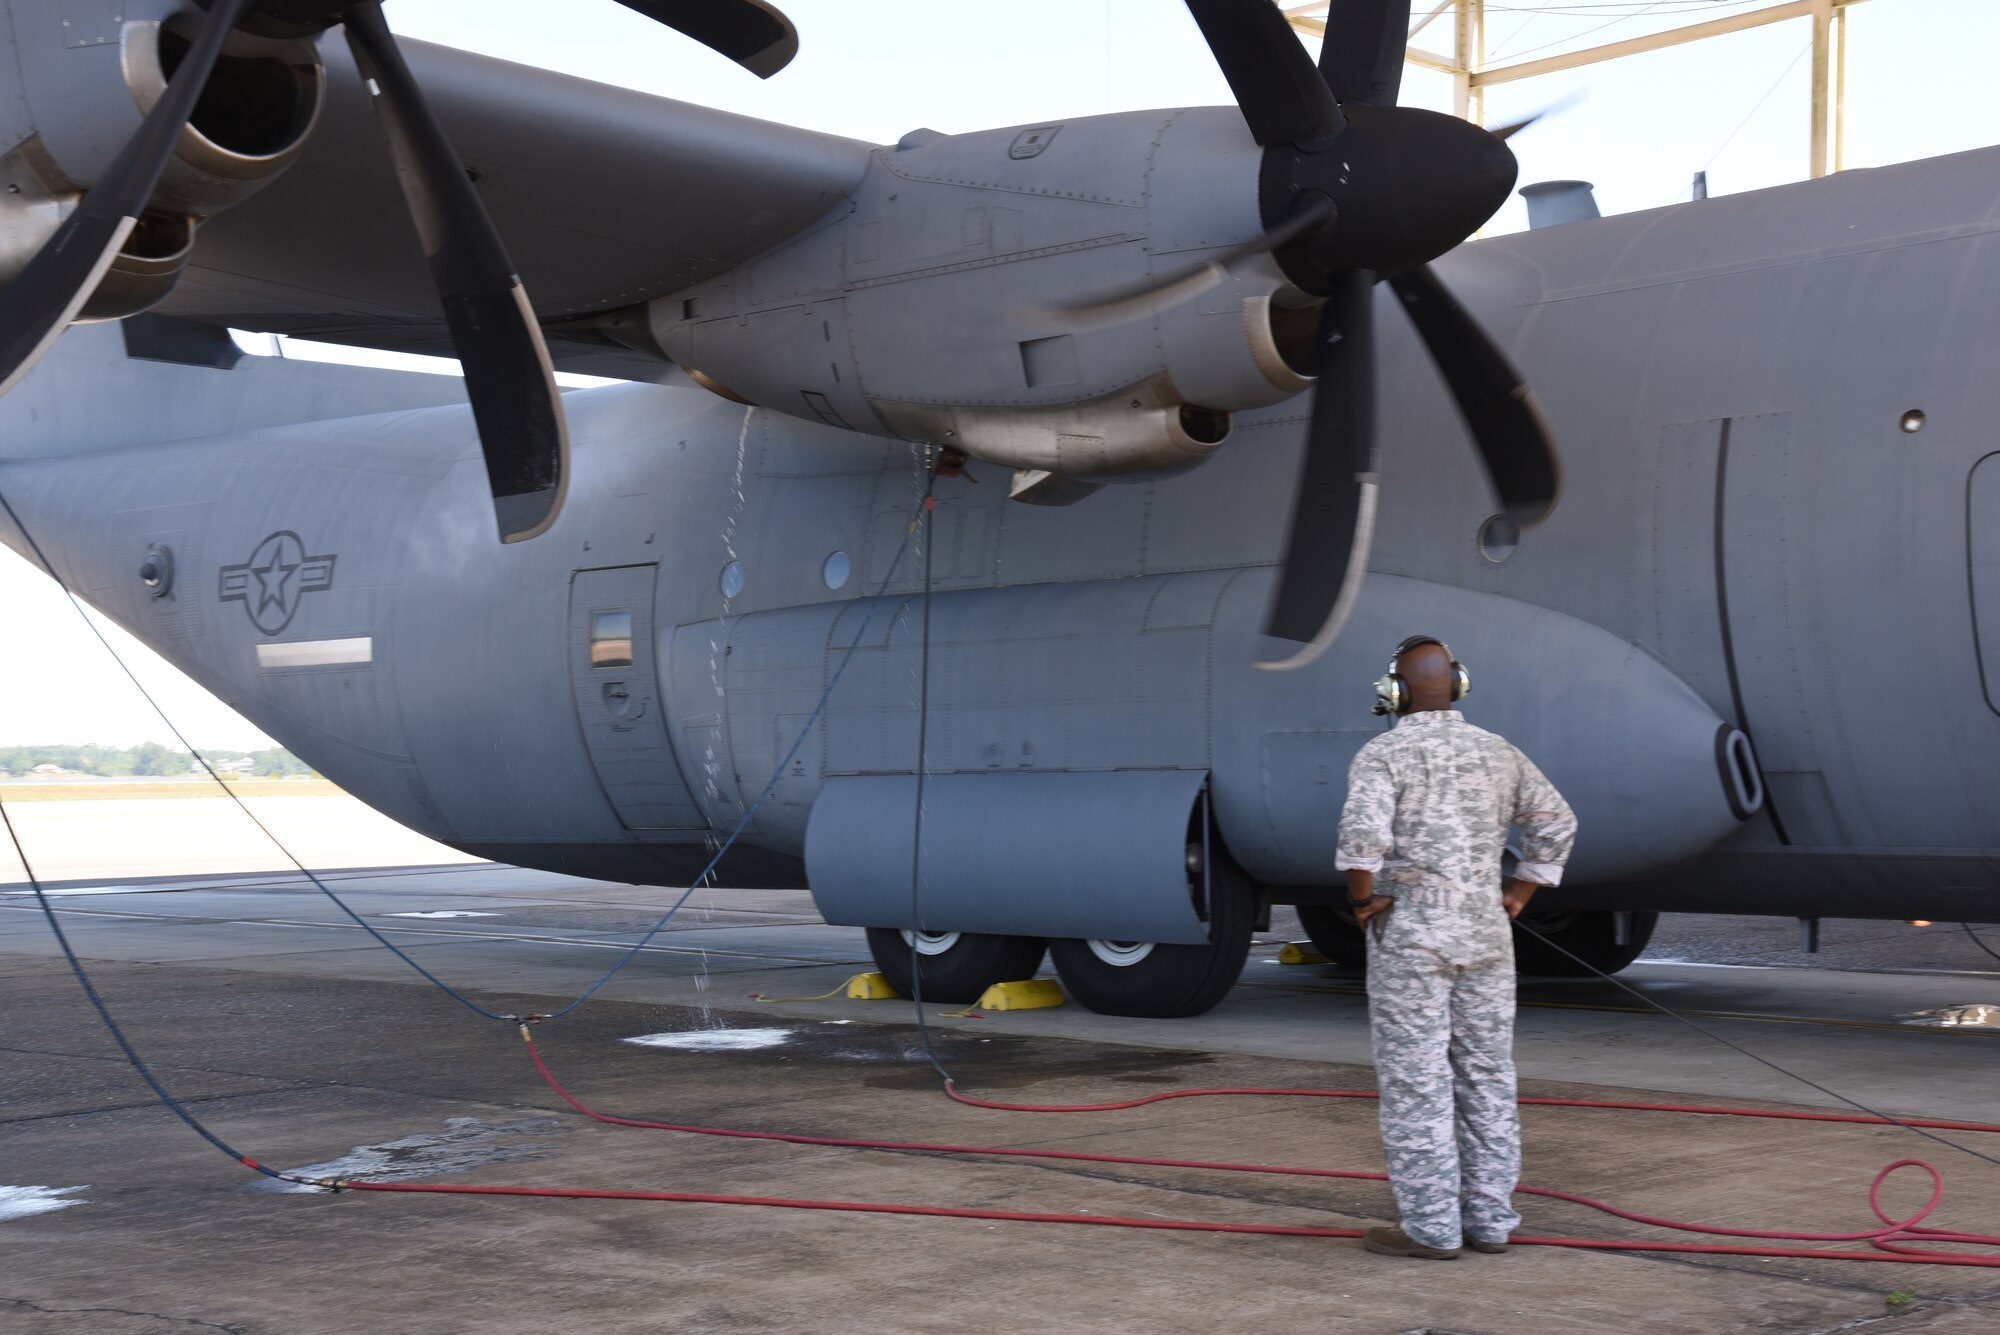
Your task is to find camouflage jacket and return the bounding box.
[1335,710,1577,896]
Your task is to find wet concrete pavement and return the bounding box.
[4,866,2000,1333]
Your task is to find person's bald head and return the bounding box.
[1394,640,1458,713]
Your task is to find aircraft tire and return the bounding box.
[1510,909,1659,977]
[863,928,1047,1005]
[1294,903,1369,970]
[1046,861,1256,1019]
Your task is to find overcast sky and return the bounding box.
[2,0,1995,751]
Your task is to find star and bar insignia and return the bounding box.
[218,530,336,635]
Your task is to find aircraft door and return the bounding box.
[1972,453,2000,714]
[568,565,705,830]
[1717,412,1842,846]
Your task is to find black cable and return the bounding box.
[0,486,518,1020]
[903,460,953,1083]
[1962,923,2000,967]
[0,472,931,1023]
[1512,918,2000,1170]
[0,801,312,1184]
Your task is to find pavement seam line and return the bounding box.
[1,1297,252,1333]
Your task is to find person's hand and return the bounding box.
[1351,894,1392,930]
[1502,879,1539,919]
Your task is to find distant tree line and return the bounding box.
[0,744,314,779]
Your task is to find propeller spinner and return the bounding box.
[0,0,799,544]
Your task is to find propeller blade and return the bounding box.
[1387,264,1561,525]
[1258,270,1379,671]
[344,3,570,544]
[1317,0,1410,109]
[0,0,256,398]
[1184,0,1344,147]
[612,0,799,78]
[1037,195,1334,333]
[1488,91,1581,142]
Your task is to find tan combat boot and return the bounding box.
[1361,1226,1461,1260]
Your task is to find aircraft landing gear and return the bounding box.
[1046,858,1256,1018]
[863,928,1045,1005]
[1511,908,1658,977]
[1294,902,1368,969]
[1291,901,1659,979]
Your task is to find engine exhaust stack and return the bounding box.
[0,6,324,320]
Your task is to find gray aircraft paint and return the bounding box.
[0,13,1995,943]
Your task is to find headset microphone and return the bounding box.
[1371,635,1471,716]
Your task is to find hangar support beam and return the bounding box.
[1284,0,1863,179]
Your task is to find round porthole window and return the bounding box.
[719,560,746,599]
[1477,514,1520,564]
[1899,409,1927,434]
[822,550,851,590]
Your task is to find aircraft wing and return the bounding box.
[154,37,873,379]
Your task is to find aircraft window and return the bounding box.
[590,610,634,668]
[720,560,746,599]
[1900,409,1927,434]
[823,550,851,590]
[1477,514,1520,563]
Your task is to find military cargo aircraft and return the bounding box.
[0,0,1994,1018]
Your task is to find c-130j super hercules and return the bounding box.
[0,0,1993,1017]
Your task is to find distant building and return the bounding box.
[29,763,66,775]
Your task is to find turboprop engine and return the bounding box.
[648,108,1324,493]
[0,0,798,545]
[641,0,1565,671]
[0,2,324,320]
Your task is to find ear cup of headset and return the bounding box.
[1377,636,1469,713]
[1372,671,1407,716]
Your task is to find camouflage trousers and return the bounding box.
[1363,884,1522,1250]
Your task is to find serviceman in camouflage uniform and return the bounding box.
[1335,637,1577,1260]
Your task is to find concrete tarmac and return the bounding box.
[5,853,2000,1333]
[0,794,477,883]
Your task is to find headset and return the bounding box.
[1371,635,1471,716]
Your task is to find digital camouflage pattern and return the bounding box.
[1335,709,1578,1250]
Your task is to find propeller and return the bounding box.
[0,0,798,544]
[1177,2,1563,668]
[0,0,260,405]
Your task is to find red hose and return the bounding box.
[336,1031,2000,1268]
[946,1081,2000,1135]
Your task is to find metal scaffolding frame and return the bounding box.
[1283,0,1862,178]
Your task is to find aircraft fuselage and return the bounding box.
[4,141,1998,930]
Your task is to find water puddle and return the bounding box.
[1899,1003,2000,1030]
[0,1185,89,1221]
[624,1028,794,1052]
[382,911,499,919]
[826,1042,972,1063]
[241,1116,561,1193]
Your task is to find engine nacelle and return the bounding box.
[649,107,1321,483]
[0,2,322,320]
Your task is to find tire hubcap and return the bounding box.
[901,929,962,957]
[1085,938,1156,967]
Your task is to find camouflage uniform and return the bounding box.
[1335,709,1577,1250]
